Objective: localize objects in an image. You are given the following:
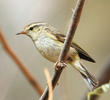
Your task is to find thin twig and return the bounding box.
[40,0,85,100]
[59,0,85,61]
[44,68,53,100]
[0,30,43,96]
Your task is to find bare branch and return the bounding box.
[0,30,43,96]
[44,68,53,100]
[59,0,85,61]
[40,0,86,100]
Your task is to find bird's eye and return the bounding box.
[29,27,34,30]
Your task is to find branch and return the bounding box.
[98,61,110,86]
[40,0,85,100]
[44,68,53,100]
[0,30,43,96]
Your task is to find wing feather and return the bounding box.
[45,27,95,63]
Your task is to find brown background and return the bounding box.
[0,0,110,100]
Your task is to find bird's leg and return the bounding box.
[54,61,67,70]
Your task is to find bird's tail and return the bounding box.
[72,61,98,91]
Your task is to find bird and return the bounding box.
[17,22,98,91]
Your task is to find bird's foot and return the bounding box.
[54,61,67,70]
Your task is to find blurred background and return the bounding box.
[0,0,110,100]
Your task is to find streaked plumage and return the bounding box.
[17,22,98,91]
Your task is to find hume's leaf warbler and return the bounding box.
[17,22,98,91]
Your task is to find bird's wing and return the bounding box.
[45,27,95,63]
[71,42,95,63]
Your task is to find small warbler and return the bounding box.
[17,22,98,91]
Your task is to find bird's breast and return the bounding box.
[34,35,62,62]
[34,35,79,63]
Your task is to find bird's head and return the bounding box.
[17,22,47,40]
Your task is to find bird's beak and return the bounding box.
[16,31,27,35]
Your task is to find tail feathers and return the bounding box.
[73,61,98,91]
[80,63,98,91]
[80,71,98,91]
